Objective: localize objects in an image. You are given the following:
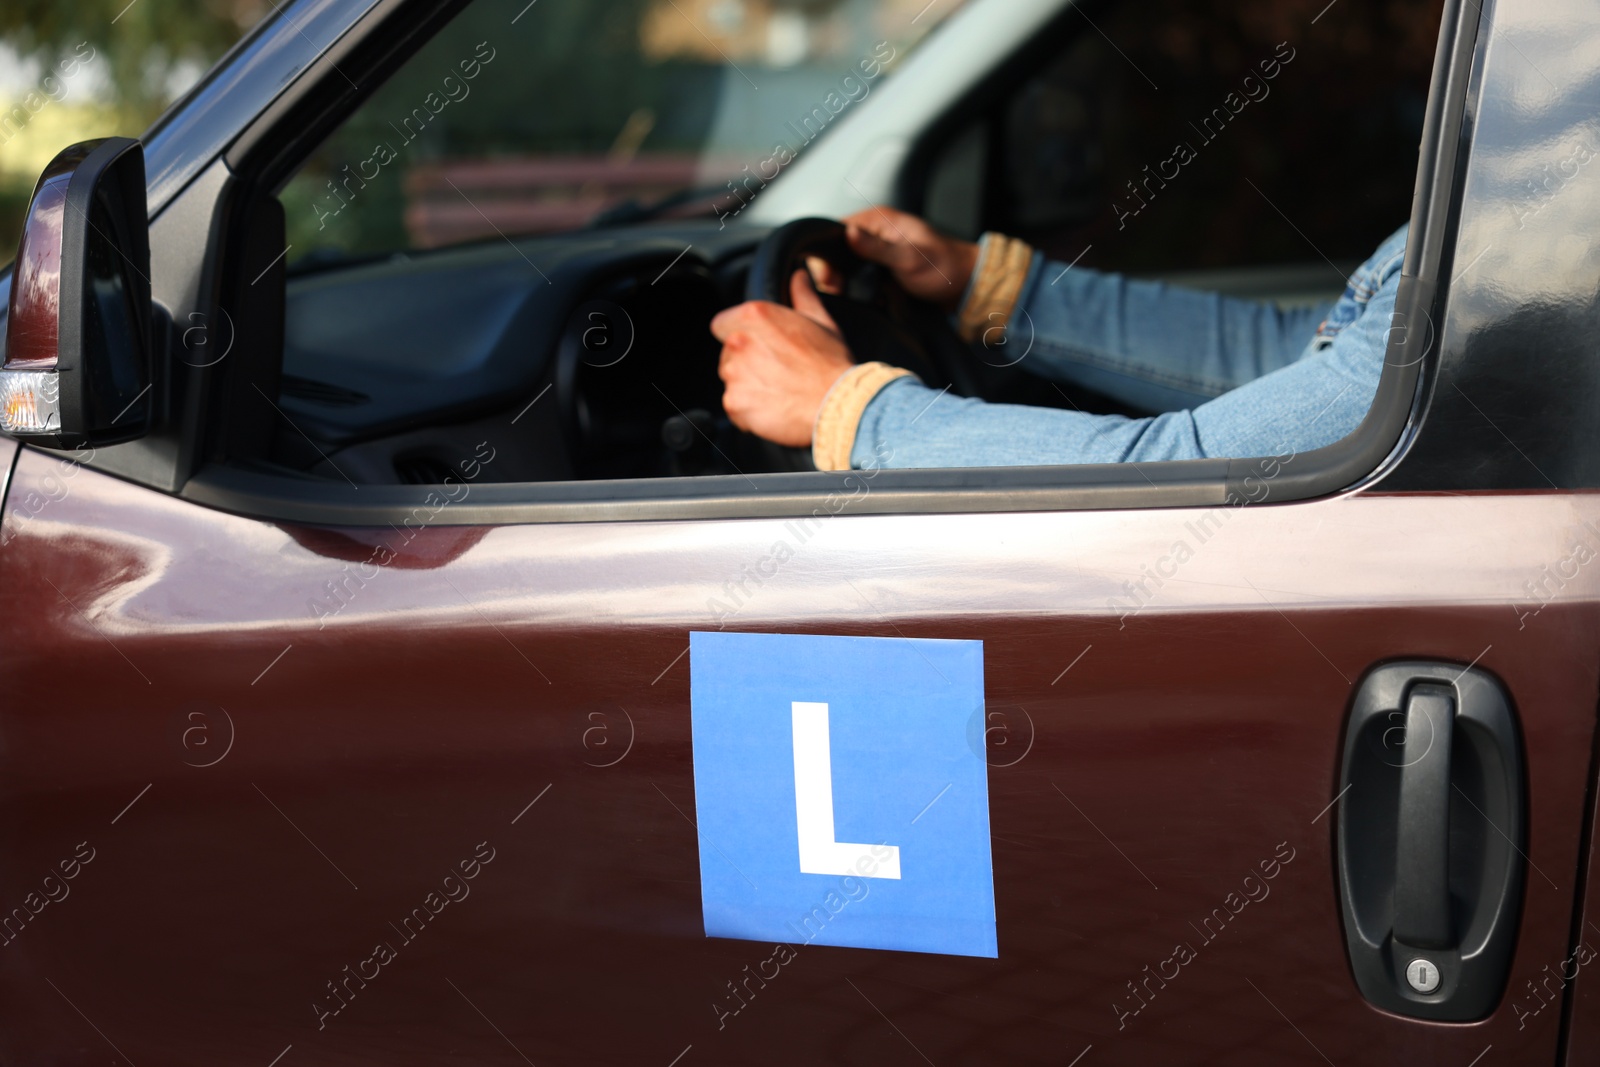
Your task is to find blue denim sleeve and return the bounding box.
[1005,254,1335,412]
[849,268,1396,469]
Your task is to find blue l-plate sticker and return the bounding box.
[688,631,997,958]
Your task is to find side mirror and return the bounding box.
[2,137,154,449]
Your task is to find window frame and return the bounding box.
[131,0,1482,525]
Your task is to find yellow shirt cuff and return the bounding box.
[811,362,917,471]
[957,232,1035,346]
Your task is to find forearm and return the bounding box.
[847,377,1209,468]
[841,272,1392,471]
[1014,254,1332,410]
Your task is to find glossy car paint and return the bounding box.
[1417,0,1600,1059]
[1563,737,1600,1063]
[1387,0,1600,490]
[1,444,1596,1064]
[3,157,74,369]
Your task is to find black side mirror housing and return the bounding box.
[2,137,154,450]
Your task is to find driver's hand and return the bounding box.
[809,205,980,310]
[714,270,854,448]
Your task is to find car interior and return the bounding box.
[225,0,1443,491]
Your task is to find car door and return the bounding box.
[2,1,1598,1066]
[3,396,1596,1067]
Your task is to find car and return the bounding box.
[0,0,1597,1062]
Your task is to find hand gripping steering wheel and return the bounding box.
[744,217,982,402]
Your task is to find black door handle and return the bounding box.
[1337,662,1524,1021]
[1393,684,1454,949]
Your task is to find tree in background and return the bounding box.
[0,0,271,264]
[0,0,270,121]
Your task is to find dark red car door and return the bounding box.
[0,443,1594,1065]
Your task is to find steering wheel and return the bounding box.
[746,216,983,401]
[746,217,860,304]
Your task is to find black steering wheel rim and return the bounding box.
[745,217,865,305]
[745,217,980,399]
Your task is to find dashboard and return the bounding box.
[275,221,767,486]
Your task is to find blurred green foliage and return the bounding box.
[0,0,270,266]
[0,186,30,264]
[0,0,270,117]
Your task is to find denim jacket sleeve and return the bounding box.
[847,225,1409,469]
[1005,257,1333,411]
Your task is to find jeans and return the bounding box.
[849,224,1409,469]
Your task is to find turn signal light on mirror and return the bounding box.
[0,370,61,434]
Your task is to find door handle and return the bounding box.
[1393,685,1453,948]
[1337,662,1524,1021]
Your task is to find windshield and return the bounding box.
[281,0,967,266]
